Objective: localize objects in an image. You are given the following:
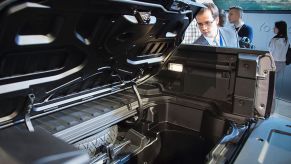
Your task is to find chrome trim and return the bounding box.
[166,32,177,37]
[111,0,176,13]
[34,88,112,112]
[0,111,18,123]
[127,56,163,65]
[0,65,84,94]
[8,2,49,14]
[123,15,138,24]
[75,33,90,45]
[16,34,55,45]
[149,16,157,24]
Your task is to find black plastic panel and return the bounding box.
[234,78,256,98]
[156,45,268,117]
[233,97,254,117]
[237,54,257,79]
[0,0,201,124]
[0,127,89,164]
[158,45,238,105]
[0,48,80,79]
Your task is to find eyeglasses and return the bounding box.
[196,20,215,28]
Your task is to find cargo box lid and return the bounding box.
[0,0,202,127]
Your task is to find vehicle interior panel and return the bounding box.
[0,0,278,164]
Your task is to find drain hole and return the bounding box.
[256,138,264,142]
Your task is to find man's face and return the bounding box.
[228,9,240,24]
[196,9,219,38]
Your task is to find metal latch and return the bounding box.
[256,69,269,80]
[134,10,151,24]
[25,94,35,132]
[104,140,131,160]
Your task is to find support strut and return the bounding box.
[25,94,35,132]
[132,84,143,121]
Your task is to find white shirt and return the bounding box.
[204,30,225,47]
[234,21,245,30]
[268,38,289,62]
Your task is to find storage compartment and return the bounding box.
[116,99,228,164]
[130,123,214,164]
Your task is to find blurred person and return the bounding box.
[218,9,226,27]
[268,21,289,73]
[182,19,202,44]
[194,3,238,47]
[228,6,253,43]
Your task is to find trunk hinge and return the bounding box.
[132,83,144,121]
[25,94,35,132]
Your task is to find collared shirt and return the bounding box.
[182,19,202,44]
[204,29,224,47]
[234,22,245,32]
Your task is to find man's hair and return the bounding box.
[197,3,219,19]
[229,6,243,18]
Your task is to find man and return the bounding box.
[228,6,253,43]
[182,0,213,44]
[218,9,226,27]
[194,3,238,48]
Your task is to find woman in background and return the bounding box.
[268,21,289,73]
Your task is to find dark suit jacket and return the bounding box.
[194,27,239,48]
[237,24,253,42]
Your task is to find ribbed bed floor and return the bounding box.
[16,90,139,142]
